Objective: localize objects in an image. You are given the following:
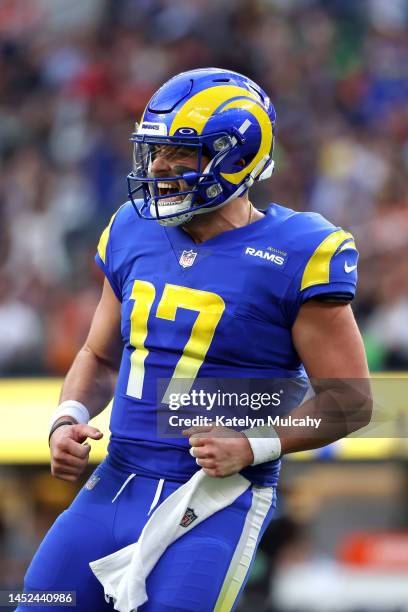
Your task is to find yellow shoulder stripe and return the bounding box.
[301,230,354,291]
[97,206,124,264]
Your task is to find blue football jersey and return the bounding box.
[95,202,358,486]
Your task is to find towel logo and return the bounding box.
[180,507,197,528]
[85,475,100,490]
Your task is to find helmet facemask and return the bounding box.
[133,138,202,226]
[128,130,241,226]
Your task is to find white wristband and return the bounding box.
[242,426,281,465]
[50,400,90,430]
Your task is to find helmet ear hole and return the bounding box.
[229,157,249,172]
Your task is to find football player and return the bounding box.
[18,68,370,611]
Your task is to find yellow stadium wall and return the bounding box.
[1,377,407,463]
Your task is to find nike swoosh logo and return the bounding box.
[344,262,357,273]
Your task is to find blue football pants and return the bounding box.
[17,457,276,611]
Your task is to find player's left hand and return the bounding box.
[182,425,254,477]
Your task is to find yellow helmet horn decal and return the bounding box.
[219,99,273,185]
[169,85,259,136]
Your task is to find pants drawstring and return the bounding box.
[148,478,165,515]
[111,473,136,503]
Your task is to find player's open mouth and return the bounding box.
[157,181,183,204]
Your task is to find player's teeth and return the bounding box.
[158,182,175,189]
[158,181,179,195]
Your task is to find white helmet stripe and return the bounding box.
[239,119,251,134]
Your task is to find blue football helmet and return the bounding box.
[127,67,276,226]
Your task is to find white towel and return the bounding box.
[89,469,250,612]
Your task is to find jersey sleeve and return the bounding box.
[95,205,126,301]
[284,227,359,325]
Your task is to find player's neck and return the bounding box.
[181,197,264,244]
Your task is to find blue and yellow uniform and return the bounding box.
[96,200,358,486]
[20,202,358,611]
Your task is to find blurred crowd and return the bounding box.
[0,0,407,375]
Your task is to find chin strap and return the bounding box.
[243,155,274,189]
[258,159,275,181]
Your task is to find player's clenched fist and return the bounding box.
[49,423,103,482]
[183,425,254,478]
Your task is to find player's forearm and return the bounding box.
[275,380,372,454]
[59,344,119,420]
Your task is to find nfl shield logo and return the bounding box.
[180,507,198,528]
[179,250,197,268]
[85,475,100,490]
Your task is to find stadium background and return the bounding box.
[0,0,407,610]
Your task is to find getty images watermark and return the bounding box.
[157,381,322,436]
[157,376,405,441]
